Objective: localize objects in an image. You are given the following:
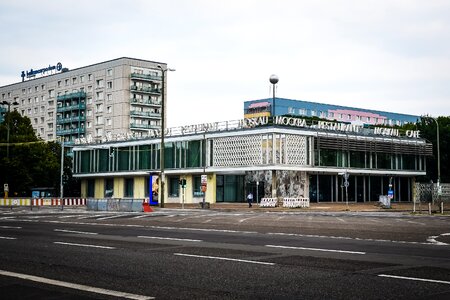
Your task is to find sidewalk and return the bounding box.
[162,201,442,213]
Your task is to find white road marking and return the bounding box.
[54,229,98,235]
[336,217,346,223]
[132,215,151,219]
[265,244,366,255]
[54,242,115,249]
[77,214,105,220]
[174,253,275,265]
[138,236,202,242]
[379,274,450,285]
[0,216,16,220]
[238,216,259,223]
[0,269,154,299]
[0,225,21,229]
[426,233,450,246]
[268,232,432,246]
[96,214,128,220]
[407,220,426,226]
[58,215,85,219]
[0,236,17,240]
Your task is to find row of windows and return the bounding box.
[315,149,425,171]
[75,140,206,174]
[87,175,203,199]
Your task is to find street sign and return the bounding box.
[388,189,394,199]
[3,183,8,192]
[201,175,207,185]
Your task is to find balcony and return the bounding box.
[130,123,160,130]
[130,111,161,119]
[56,116,86,125]
[57,91,86,102]
[130,98,161,106]
[130,85,161,95]
[56,127,85,135]
[57,103,86,113]
[130,72,162,81]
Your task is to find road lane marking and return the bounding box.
[0,225,21,229]
[54,229,98,235]
[96,214,128,220]
[0,236,17,240]
[54,242,115,249]
[379,274,450,285]
[336,217,346,223]
[138,236,202,242]
[265,244,366,255]
[427,233,450,246]
[0,269,154,300]
[174,253,275,265]
[132,215,151,219]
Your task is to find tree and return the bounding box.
[411,116,450,183]
[0,110,79,197]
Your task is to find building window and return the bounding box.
[88,85,93,92]
[41,84,45,90]
[65,79,69,86]
[87,109,92,117]
[95,116,103,125]
[57,81,61,87]
[107,81,112,89]
[107,69,113,76]
[169,177,180,197]
[96,79,104,88]
[311,110,316,116]
[96,91,104,100]
[124,178,134,198]
[87,121,92,128]
[48,112,53,118]
[192,176,202,197]
[107,94,112,101]
[80,75,85,83]
[35,86,39,92]
[95,103,103,112]
[107,106,112,113]
[87,179,95,197]
[104,178,114,198]
[34,107,38,114]
[299,108,306,115]
[347,114,351,120]
[96,128,103,136]
[35,97,39,103]
[47,123,53,129]
[72,77,77,84]
[87,97,92,104]
[88,74,92,81]
[106,118,112,126]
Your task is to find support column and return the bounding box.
[272,170,277,198]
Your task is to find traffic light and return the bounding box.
[179,179,186,188]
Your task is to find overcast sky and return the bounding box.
[0,0,449,127]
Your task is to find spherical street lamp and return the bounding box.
[269,74,279,117]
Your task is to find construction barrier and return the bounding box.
[259,198,278,208]
[86,198,145,212]
[0,198,86,207]
[0,198,31,206]
[282,198,310,208]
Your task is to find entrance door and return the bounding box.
[247,182,265,203]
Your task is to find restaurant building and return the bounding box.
[73,113,432,204]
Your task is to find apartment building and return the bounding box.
[0,57,168,144]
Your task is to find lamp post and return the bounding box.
[2,100,19,159]
[269,74,279,118]
[157,65,175,208]
[424,116,441,204]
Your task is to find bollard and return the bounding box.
[428,203,432,215]
[441,202,444,215]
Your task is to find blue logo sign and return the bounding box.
[21,62,63,81]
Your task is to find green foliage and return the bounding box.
[0,111,79,197]
[412,116,450,183]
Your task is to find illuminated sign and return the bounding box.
[21,62,62,81]
[74,116,420,145]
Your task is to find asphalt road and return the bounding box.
[0,208,449,299]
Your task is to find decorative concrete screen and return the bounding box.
[213,134,308,167]
[285,135,308,165]
[213,134,263,167]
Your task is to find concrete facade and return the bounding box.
[0,57,167,144]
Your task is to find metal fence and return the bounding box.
[414,183,450,203]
